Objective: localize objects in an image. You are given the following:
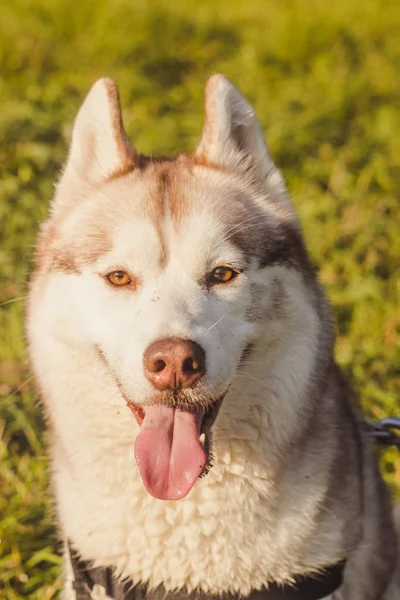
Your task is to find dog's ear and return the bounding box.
[195,75,288,203]
[53,78,136,211]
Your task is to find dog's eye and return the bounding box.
[208,266,238,285]
[107,271,131,286]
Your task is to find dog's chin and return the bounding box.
[125,389,227,498]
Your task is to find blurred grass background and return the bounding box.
[0,0,399,597]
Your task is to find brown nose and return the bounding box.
[143,338,206,391]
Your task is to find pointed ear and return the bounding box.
[56,78,136,204]
[195,75,288,201]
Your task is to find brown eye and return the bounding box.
[107,271,131,286]
[209,266,238,285]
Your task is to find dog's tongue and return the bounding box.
[134,405,206,500]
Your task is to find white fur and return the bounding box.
[29,249,344,595]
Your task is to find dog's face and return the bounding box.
[30,76,313,500]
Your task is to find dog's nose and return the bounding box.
[143,338,206,391]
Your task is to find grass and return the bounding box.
[0,0,399,597]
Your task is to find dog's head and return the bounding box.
[31,76,320,500]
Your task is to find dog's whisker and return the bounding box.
[223,214,265,236]
[203,312,230,336]
[226,223,267,239]
[0,295,27,308]
[2,375,35,399]
[237,360,268,367]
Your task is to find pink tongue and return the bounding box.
[134,405,206,500]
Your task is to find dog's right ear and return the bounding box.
[53,78,136,213]
[195,75,289,205]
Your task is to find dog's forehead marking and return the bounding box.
[124,163,287,274]
[104,209,245,283]
[152,165,258,275]
[110,162,246,271]
[41,157,302,277]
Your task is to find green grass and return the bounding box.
[1,0,399,597]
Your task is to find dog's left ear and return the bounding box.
[53,78,137,213]
[195,75,288,203]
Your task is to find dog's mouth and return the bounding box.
[126,395,224,501]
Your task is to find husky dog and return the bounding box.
[27,75,399,600]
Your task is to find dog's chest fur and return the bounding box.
[48,347,346,597]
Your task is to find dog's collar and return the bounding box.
[67,542,346,600]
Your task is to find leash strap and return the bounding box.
[68,542,345,600]
[68,544,139,600]
[363,417,400,449]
